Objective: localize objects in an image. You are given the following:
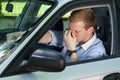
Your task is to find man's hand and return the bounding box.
[64,30,78,61]
[64,30,76,50]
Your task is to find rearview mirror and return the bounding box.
[6,3,13,12]
[27,48,65,72]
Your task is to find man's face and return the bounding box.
[69,21,90,44]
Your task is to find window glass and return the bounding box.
[0,0,27,64]
[0,1,26,30]
[0,0,53,64]
[37,4,51,17]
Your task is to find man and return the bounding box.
[39,8,107,62]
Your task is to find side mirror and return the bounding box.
[27,48,65,72]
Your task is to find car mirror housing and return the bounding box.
[27,48,65,72]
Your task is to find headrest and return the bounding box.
[94,15,110,42]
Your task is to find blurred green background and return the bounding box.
[0,1,69,29]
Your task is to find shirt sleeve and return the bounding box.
[48,30,64,47]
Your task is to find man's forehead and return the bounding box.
[69,21,85,27]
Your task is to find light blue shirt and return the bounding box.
[49,30,107,62]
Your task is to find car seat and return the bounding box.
[94,15,111,55]
[50,19,64,31]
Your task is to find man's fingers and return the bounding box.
[64,30,68,36]
[71,31,76,38]
[64,30,73,38]
[64,30,68,40]
[68,30,72,37]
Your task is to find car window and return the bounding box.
[0,1,27,30]
[63,6,111,55]
[38,6,112,63]
[0,0,54,64]
[0,0,28,64]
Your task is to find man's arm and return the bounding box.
[70,52,78,61]
[38,32,52,44]
[64,30,78,61]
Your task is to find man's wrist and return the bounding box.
[67,49,76,56]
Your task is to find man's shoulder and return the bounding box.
[86,38,107,56]
[92,38,104,46]
[88,38,105,51]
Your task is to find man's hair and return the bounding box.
[69,8,95,29]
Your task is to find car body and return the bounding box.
[0,0,120,80]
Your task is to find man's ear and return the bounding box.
[87,26,94,33]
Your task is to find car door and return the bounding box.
[36,0,120,80]
[1,0,120,80]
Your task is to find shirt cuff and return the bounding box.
[48,30,58,46]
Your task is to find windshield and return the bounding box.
[0,0,54,64]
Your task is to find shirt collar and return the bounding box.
[81,33,97,51]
